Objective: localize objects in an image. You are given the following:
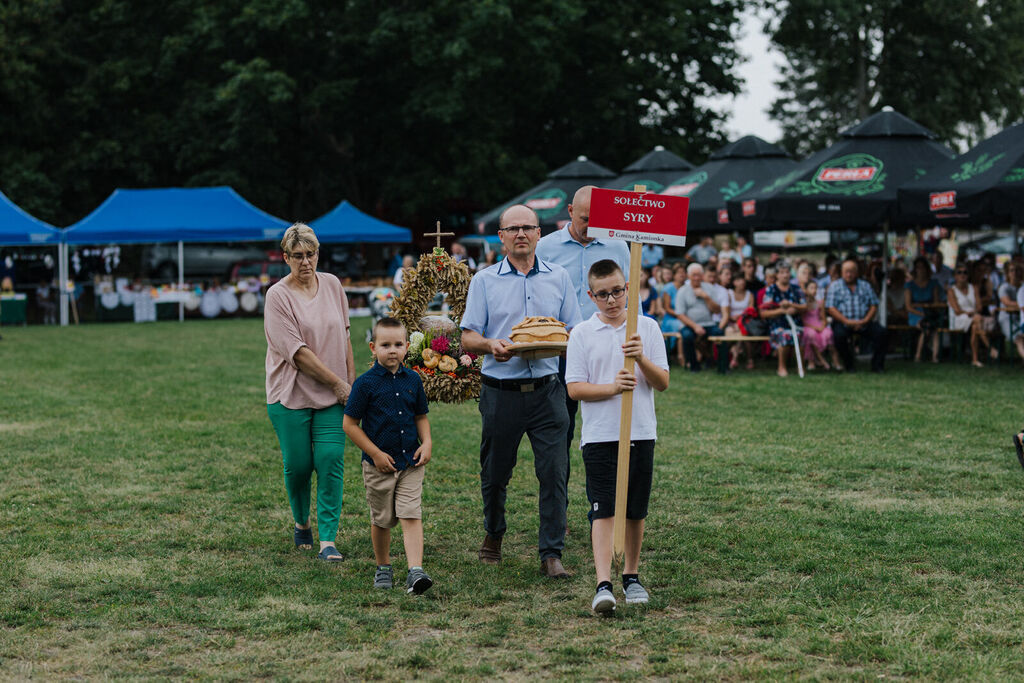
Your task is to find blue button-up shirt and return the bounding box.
[825,278,879,321]
[344,362,429,470]
[536,229,630,319]
[461,256,583,379]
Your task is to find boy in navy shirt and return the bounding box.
[343,318,433,594]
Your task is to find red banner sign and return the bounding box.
[818,167,877,182]
[587,188,689,247]
[742,200,756,217]
[929,191,956,211]
[717,209,730,224]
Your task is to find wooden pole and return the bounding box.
[612,184,646,565]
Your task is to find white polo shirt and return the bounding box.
[565,312,669,447]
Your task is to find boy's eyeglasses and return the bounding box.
[592,287,627,302]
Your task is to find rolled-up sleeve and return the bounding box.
[264,289,306,367]
[461,275,487,334]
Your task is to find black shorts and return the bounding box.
[581,440,655,520]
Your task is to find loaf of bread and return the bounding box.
[509,316,568,343]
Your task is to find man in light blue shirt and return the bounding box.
[536,185,630,320]
[535,185,630,515]
[462,204,583,579]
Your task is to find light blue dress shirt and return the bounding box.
[461,256,583,379]
[536,229,631,319]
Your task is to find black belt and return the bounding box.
[481,374,557,393]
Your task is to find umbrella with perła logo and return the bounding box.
[727,109,954,230]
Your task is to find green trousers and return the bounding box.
[267,402,345,543]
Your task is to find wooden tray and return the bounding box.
[506,341,568,360]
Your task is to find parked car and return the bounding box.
[959,233,1022,262]
[143,243,269,281]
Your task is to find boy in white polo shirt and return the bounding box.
[565,259,670,615]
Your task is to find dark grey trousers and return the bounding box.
[478,379,569,560]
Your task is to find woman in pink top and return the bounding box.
[265,224,355,561]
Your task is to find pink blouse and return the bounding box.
[264,273,351,409]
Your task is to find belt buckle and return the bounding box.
[520,382,534,393]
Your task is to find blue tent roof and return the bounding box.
[0,191,60,246]
[310,201,412,243]
[63,187,289,245]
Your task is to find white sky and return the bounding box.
[715,8,784,143]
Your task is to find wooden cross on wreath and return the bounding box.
[424,221,455,250]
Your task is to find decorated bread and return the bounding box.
[422,348,440,368]
[509,316,568,343]
[437,355,458,372]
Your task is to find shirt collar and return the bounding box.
[371,361,408,377]
[558,227,604,248]
[590,311,627,331]
[497,255,551,277]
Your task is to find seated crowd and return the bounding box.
[641,240,1024,376]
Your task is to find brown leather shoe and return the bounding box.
[478,535,502,564]
[540,557,570,579]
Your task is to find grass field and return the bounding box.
[2,317,1024,680]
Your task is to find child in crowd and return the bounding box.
[343,317,434,594]
[565,259,670,615]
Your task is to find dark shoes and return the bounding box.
[540,557,570,579]
[478,535,502,564]
[294,526,314,551]
[1014,432,1024,470]
[317,545,343,562]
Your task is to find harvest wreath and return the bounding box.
[389,246,481,403]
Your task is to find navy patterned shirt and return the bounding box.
[344,362,429,470]
[825,278,879,321]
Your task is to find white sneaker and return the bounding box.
[624,580,649,604]
[591,586,616,615]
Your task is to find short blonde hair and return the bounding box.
[281,223,319,254]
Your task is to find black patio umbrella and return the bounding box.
[609,146,696,193]
[671,136,797,234]
[727,109,955,230]
[474,156,618,233]
[898,121,1024,226]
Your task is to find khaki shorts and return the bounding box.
[361,460,425,528]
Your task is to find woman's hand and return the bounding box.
[333,380,351,405]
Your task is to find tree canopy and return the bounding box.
[1,0,744,228]
[764,0,1024,157]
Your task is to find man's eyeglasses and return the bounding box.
[955,270,968,275]
[288,250,318,262]
[497,225,540,235]
[591,287,627,302]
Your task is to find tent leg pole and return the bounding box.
[59,242,68,327]
[178,240,184,322]
[881,221,889,327]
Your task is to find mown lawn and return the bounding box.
[2,317,1023,680]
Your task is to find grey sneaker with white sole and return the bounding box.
[373,566,393,589]
[591,586,616,615]
[623,580,649,605]
[406,568,433,595]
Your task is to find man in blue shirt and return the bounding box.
[462,204,583,579]
[825,258,887,373]
[536,185,630,506]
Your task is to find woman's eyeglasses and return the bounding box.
[289,250,318,262]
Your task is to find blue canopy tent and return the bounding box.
[309,200,412,243]
[61,187,290,324]
[0,191,61,246]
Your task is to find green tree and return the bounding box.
[1,0,745,229]
[764,0,1024,157]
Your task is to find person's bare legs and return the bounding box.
[777,345,790,377]
[371,524,391,565]
[399,518,423,568]
[624,519,645,575]
[930,331,941,362]
[744,341,755,369]
[1015,335,1024,365]
[592,518,614,583]
[971,322,983,366]
[914,328,926,362]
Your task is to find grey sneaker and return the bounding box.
[624,580,649,605]
[406,568,433,595]
[591,586,616,615]
[373,566,393,589]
